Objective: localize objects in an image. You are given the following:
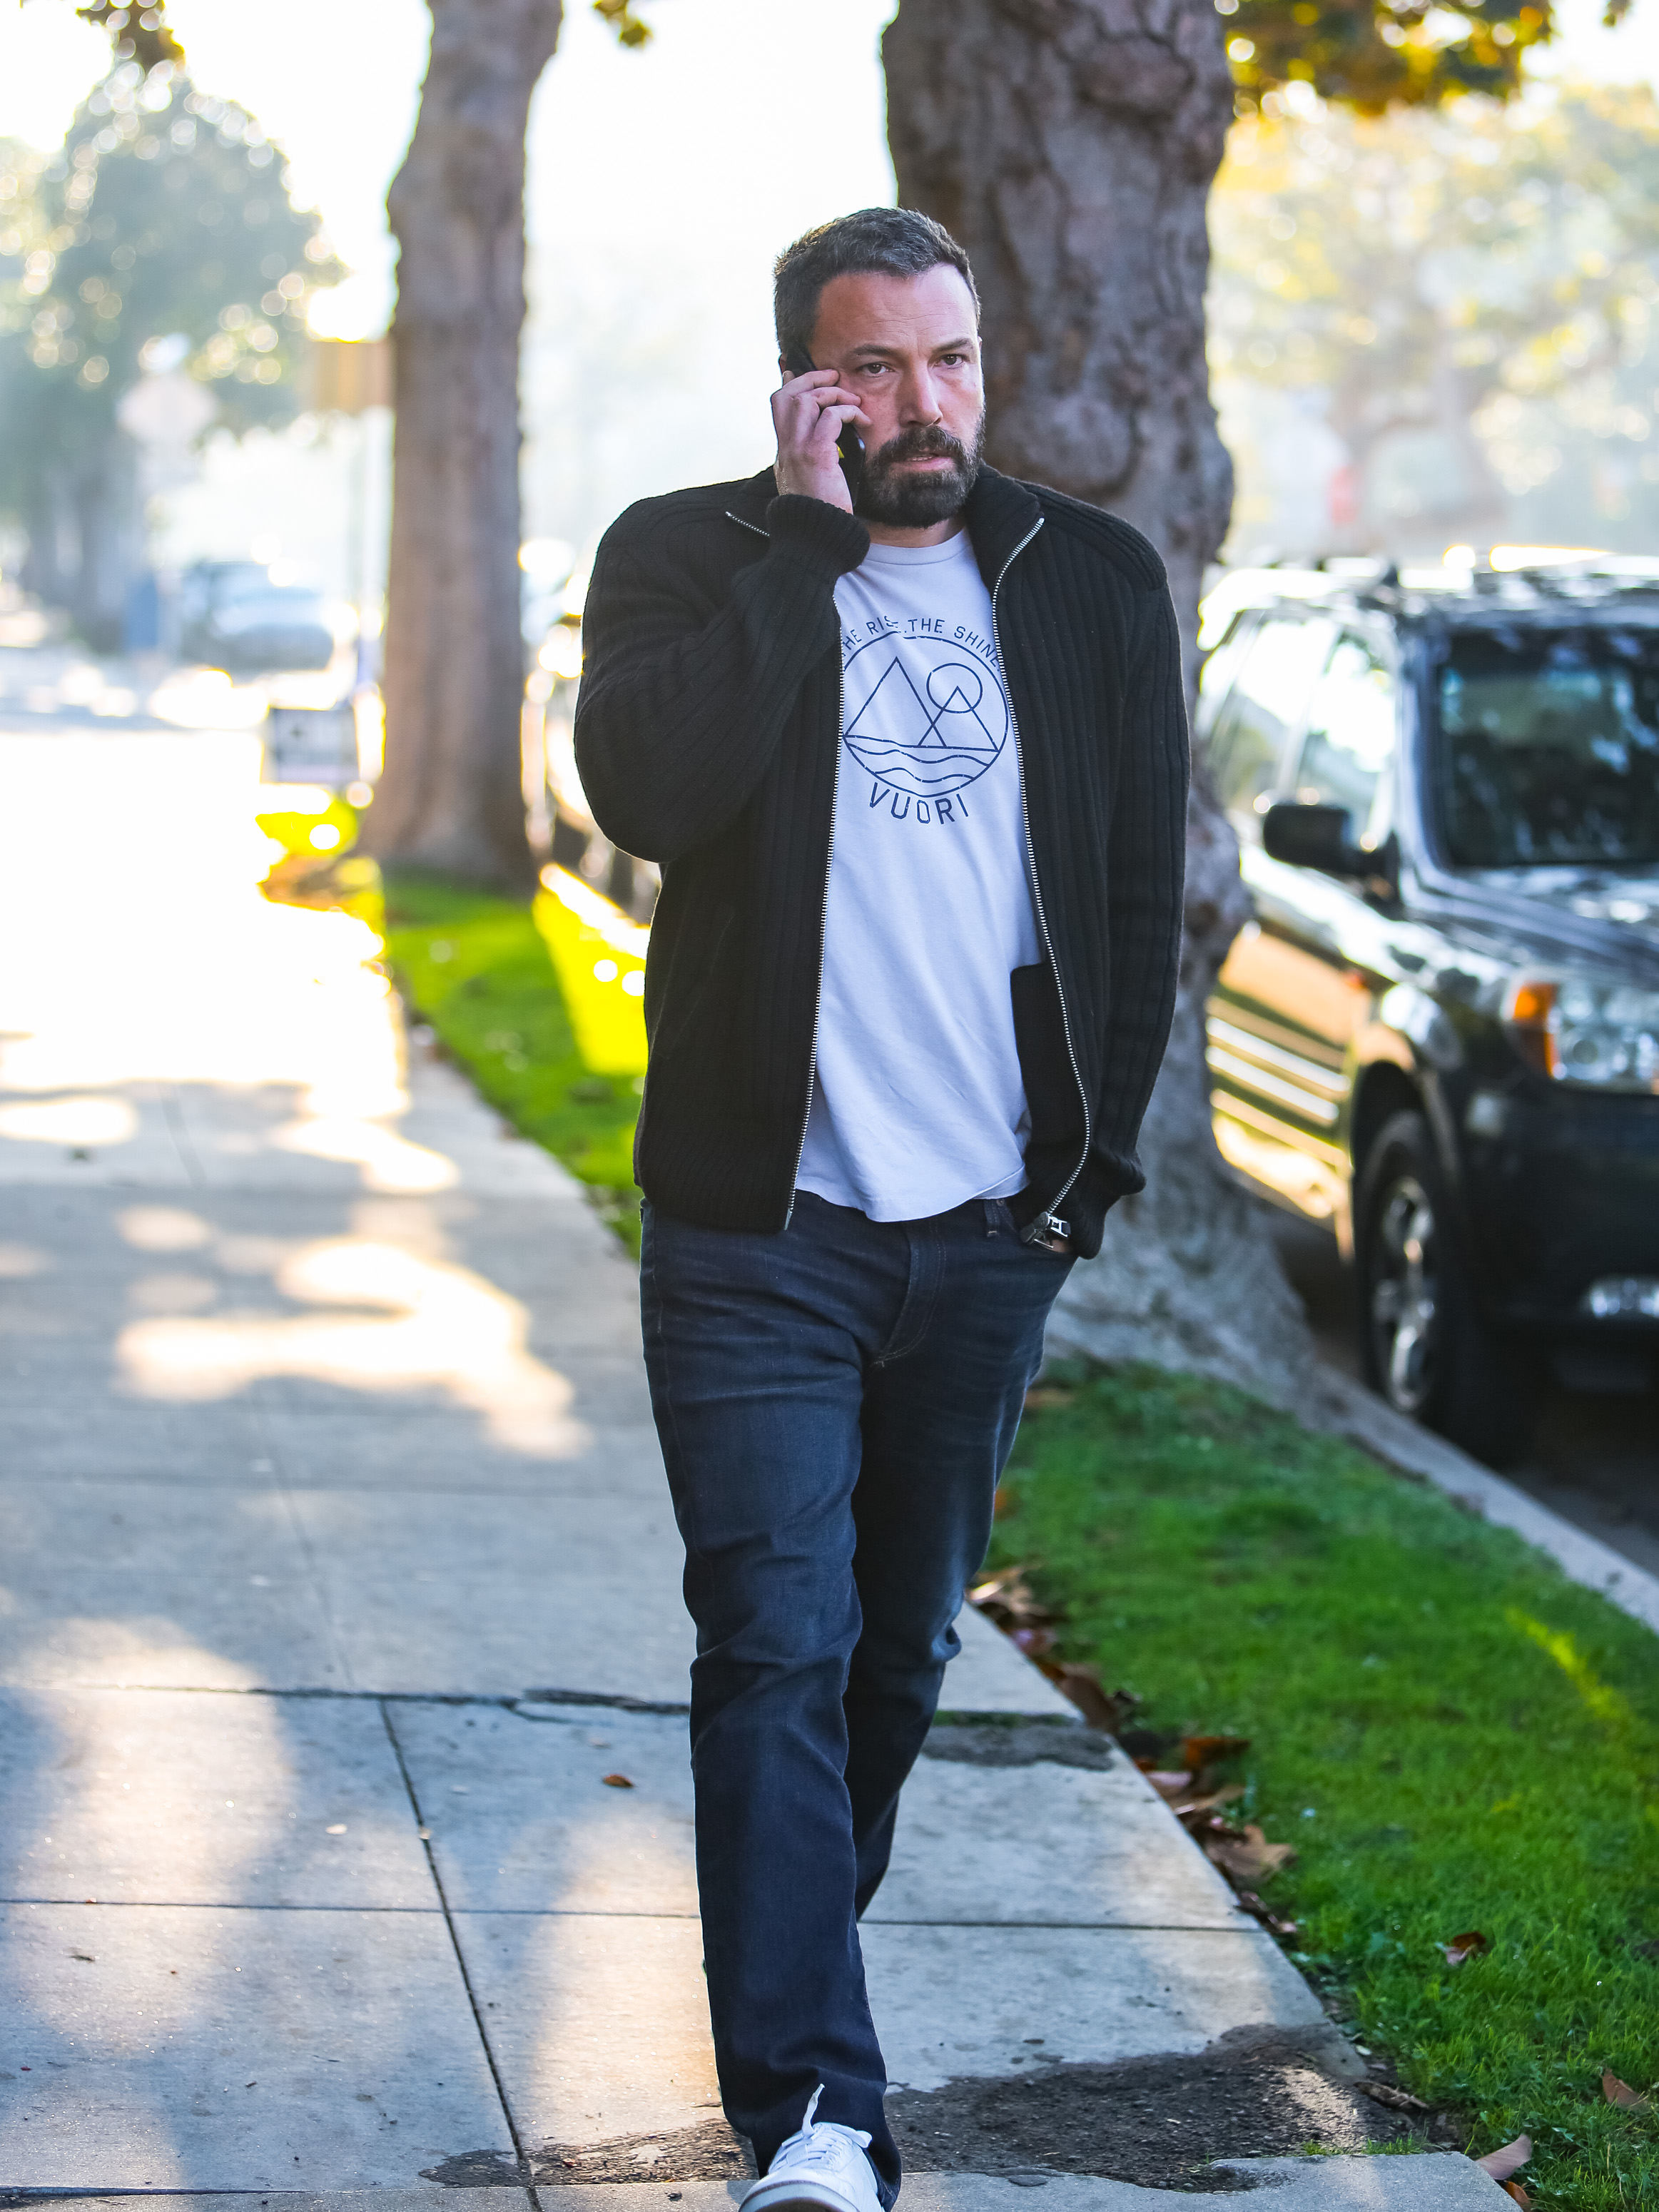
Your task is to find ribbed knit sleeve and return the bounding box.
[574,493,870,864]
[1089,579,1190,1187]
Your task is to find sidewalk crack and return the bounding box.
[278,1487,357,1692]
[379,1697,542,2209]
[158,1086,206,1187]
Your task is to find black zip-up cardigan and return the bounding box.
[573,462,1189,1260]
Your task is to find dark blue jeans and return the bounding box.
[639,1190,1072,2203]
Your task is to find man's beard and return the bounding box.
[853,415,985,528]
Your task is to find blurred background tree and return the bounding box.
[0,1,338,646]
[1222,0,1562,111]
[366,0,652,892]
[364,0,567,892]
[1211,83,1659,558]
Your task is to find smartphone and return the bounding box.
[784,345,864,499]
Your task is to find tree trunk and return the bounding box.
[367,0,562,891]
[21,465,77,613]
[70,429,142,654]
[886,0,1316,1399]
[21,432,141,651]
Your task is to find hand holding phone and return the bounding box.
[772,350,866,512]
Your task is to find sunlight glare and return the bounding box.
[118,1238,589,1456]
[0,1096,138,1148]
[116,1208,215,1254]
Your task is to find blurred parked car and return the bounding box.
[179,560,354,676]
[1197,553,1659,1466]
[530,602,659,923]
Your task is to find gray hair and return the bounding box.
[773,208,979,365]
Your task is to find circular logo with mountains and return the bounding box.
[842,629,1010,800]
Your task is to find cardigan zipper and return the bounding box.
[783,649,843,1227]
[991,518,1092,1244]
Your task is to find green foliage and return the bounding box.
[75,1,184,76]
[990,1363,1659,2208]
[0,59,333,435]
[592,0,654,48]
[1209,85,1659,547]
[1225,0,1553,114]
[380,878,644,1254]
[0,51,340,546]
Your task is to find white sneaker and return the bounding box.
[742,2086,883,2212]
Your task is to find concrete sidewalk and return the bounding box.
[0,729,1500,2206]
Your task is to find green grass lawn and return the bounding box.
[379,874,646,1251]
[989,1362,1659,2207]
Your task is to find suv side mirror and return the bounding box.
[1262,801,1366,876]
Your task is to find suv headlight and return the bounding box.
[1503,976,1659,1090]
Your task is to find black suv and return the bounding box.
[1196,557,1659,1465]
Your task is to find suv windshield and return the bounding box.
[1436,625,1659,866]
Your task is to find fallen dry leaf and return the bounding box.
[1195,1819,1297,1885]
[1474,2134,1532,2181]
[1092,1681,1142,1734]
[600,1773,634,1789]
[1182,1733,1251,1772]
[1499,2183,1531,2206]
[1145,1769,1194,1798]
[1018,1653,1127,1729]
[1177,1785,1247,1818]
[1358,2081,1427,2114]
[967,1571,1055,1640]
[1040,1657,1097,1716]
[968,1570,1137,1730]
[1232,1888,1299,1939]
[1040,1659,1131,1732]
[1603,2071,1653,2115]
[1443,1930,1491,1968]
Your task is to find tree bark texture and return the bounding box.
[368,0,561,890]
[22,433,141,654]
[886,0,1316,1396]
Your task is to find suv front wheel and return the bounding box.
[1354,1110,1532,1468]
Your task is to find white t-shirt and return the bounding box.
[794,529,1041,1222]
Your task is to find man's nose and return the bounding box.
[896,367,944,425]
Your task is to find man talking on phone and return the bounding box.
[574,209,1187,2212]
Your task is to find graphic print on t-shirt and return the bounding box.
[841,619,1009,817]
[801,532,1039,1221]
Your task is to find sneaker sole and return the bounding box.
[742,2178,865,2212]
